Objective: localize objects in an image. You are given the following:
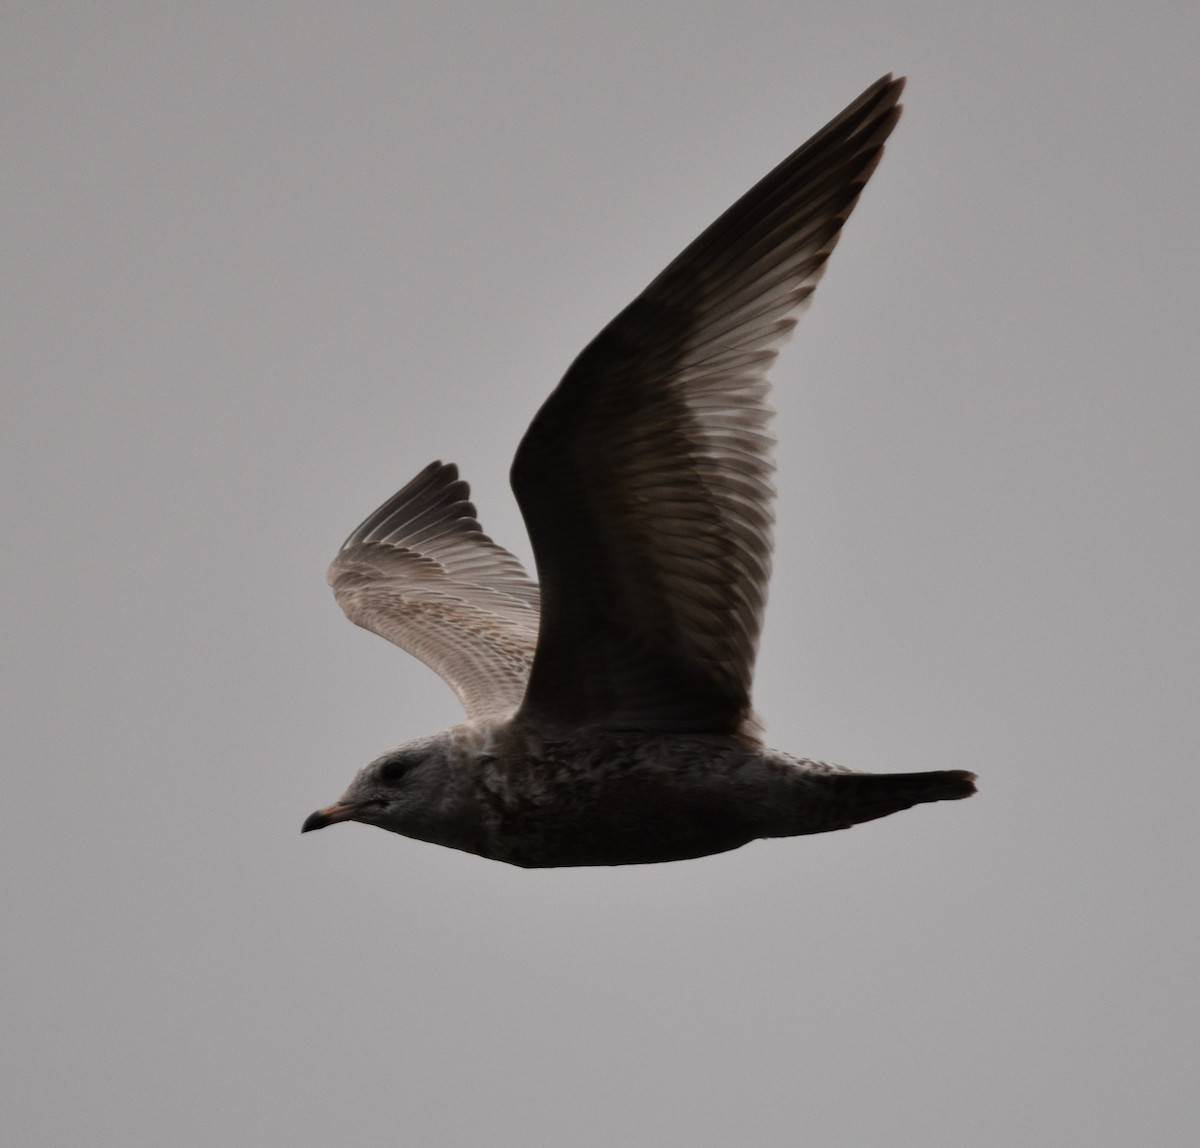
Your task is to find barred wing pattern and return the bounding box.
[511,75,904,736]
[328,462,540,720]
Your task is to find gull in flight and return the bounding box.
[303,75,976,866]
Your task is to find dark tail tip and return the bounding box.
[933,769,978,801]
[838,768,978,828]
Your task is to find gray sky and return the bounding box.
[4,2,1198,1145]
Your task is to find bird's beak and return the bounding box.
[301,801,359,833]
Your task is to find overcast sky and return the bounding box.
[5,2,1198,1145]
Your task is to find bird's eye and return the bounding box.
[380,760,411,785]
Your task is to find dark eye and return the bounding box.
[379,760,411,785]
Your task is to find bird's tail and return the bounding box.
[833,769,977,826]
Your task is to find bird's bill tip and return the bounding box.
[301,802,358,834]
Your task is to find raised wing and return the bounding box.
[511,75,904,737]
[329,461,540,720]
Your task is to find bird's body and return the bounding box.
[333,717,975,867]
[303,74,977,866]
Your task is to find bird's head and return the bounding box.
[301,733,462,841]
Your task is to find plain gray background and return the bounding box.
[5,3,1197,1145]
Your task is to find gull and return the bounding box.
[302,75,976,867]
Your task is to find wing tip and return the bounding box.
[335,460,474,554]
